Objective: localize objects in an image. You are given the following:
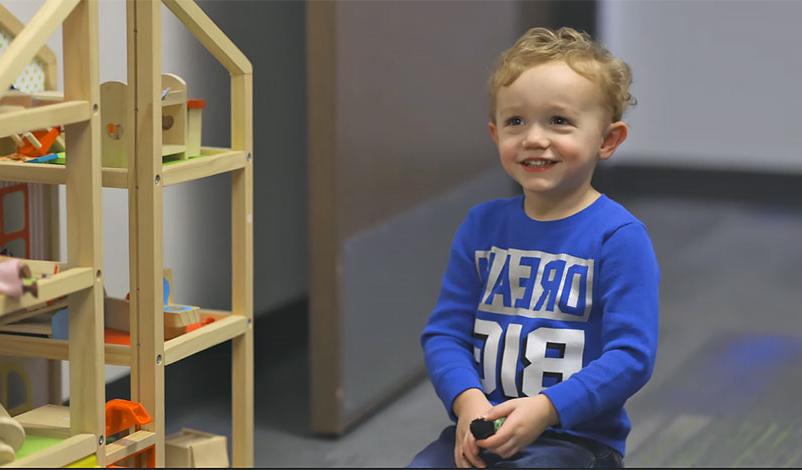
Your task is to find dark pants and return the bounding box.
[408,426,623,468]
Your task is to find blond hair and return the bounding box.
[488,27,635,123]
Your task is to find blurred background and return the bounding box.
[4,0,802,466]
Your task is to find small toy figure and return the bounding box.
[0,258,38,298]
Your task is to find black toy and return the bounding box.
[470,417,506,440]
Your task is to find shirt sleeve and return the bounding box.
[420,210,484,421]
[541,222,660,429]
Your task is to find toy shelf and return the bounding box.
[1,0,252,465]
[0,147,248,188]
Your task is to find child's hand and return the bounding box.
[453,388,493,468]
[476,394,560,459]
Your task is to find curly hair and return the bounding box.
[489,27,636,123]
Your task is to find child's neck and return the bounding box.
[523,187,601,222]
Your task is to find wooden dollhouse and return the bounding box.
[0,0,253,466]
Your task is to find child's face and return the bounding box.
[489,61,623,205]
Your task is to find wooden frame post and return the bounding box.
[231,72,254,467]
[128,0,166,466]
[62,0,105,462]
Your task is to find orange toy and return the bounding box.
[105,399,155,467]
[16,127,61,158]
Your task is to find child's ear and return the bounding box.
[599,121,628,160]
[488,122,499,145]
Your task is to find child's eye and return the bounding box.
[551,116,571,126]
[504,117,524,127]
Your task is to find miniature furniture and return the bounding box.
[0,0,253,467]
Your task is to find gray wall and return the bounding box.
[600,0,802,173]
[308,0,544,432]
[192,0,308,315]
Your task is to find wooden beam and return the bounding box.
[105,430,156,464]
[0,100,91,138]
[161,0,252,75]
[128,1,166,465]
[2,433,96,468]
[0,335,130,366]
[231,63,253,467]
[0,162,129,187]
[0,267,93,316]
[102,167,128,188]
[62,0,104,460]
[0,161,65,185]
[163,148,247,186]
[0,298,67,328]
[163,315,248,365]
[0,0,80,95]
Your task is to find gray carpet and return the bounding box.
[106,195,802,467]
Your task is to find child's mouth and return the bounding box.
[520,159,557,171]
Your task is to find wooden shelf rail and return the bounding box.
[164,314,248,365]
[0,433,97,468]
[104,430,156,464]
[0,267,94,317]
[0,101,92,138]
[0,147,246,188]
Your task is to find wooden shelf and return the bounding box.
[0,267,94,317]
[0,309,245,367]
[0,100,91,138]
[164,313,248,365]
[0,147,247,187]
[162,147,247,186]
[0,334,131,365]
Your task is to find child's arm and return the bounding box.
[421,210,485,422]
[540,222,659,430]
[421,210,490,467]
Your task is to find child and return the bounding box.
[410,27,659,468]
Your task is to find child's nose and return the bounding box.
[522,126,549,149]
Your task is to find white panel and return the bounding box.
[600,0,802,173]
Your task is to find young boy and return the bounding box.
[410,27,659,468]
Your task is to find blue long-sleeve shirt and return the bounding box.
[421,194,659,456]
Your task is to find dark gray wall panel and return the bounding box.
[341,169,515,419]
